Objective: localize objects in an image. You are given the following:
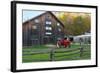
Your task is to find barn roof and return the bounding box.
[23,11,64,27]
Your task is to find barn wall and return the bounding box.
[22,12,65,47]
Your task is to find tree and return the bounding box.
[55,12,91,36]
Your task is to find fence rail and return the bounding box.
[23,47,85,61]
[23,48,80,55]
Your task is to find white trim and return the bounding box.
[45,32,52,35]
[46,21,52,25]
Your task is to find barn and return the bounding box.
[23,11,65,46]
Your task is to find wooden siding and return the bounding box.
[23,12,65,46]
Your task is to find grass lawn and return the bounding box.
[22,43,91,63]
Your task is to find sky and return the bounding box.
[22,10,90,23]
[22,10,45,22]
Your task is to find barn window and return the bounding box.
[45,26,52,30]
[57,23,60,26]
[32,25,37,29]
[58,28,61,31]
[45,32,52,35]
[35,19,39,23]
[46,21,51,25]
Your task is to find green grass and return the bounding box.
[22,43,91,63]
[23,53,50,62]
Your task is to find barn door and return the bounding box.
[43,36,53,44]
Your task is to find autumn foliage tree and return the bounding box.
[55,12,91,36]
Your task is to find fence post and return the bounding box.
[50,49,55,61]
[80,47,83,57]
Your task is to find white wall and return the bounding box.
[0,0,99,73]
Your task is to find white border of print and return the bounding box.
[16,4,96,70]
